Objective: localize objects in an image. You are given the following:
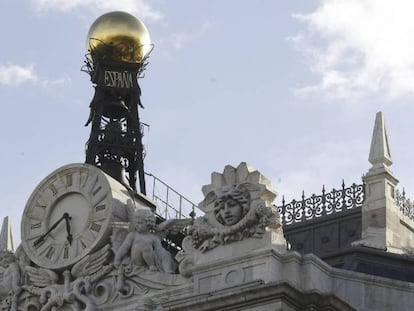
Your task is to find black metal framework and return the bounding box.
[145,173,199,220]
[278,181,365,226]
[82,45,150,194]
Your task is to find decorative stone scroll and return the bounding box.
[176,163,286,277]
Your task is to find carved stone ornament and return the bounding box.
[0,250,21,311]
[111,204,190,295]
[0,164,190,311]
[176,163,286,278]
[0,215,188,311]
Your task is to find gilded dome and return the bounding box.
[86,11,152,63]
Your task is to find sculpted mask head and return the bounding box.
[213,185,250,226]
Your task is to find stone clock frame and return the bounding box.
[21,163,133,270]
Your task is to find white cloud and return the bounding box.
[168,23,213,50]
[40,75,72,93]
[292,0,414,100]
[0,63,71,91]
[32,0,163,21]
[0,64,38,86]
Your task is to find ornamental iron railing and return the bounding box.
[145,173,199,220]
[278,181,365,226]
[396,189,414,220]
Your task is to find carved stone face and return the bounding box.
[217,198,243,225]
[134,217,149,233]
[133,210,155,233]
[214,186,250,226]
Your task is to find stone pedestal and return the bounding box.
[191,231,286,294]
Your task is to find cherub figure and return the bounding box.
[114,209,178,273]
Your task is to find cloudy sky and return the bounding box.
[2,0,414,243]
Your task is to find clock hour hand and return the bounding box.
[33,213,69,247]
[65,214,73,245]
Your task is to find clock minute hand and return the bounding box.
[33,213,67,247]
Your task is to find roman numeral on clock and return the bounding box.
[95,204,106,212]
[65,173,73,187]
[63,246,69,259]
[48,184,58,196]
[90,222,101,232]
[45,246,55,259]
[80,239,88,249]
[92,186,102,196]
[31,222,42,230]
[36,199,47,209]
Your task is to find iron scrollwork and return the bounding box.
[278,181,365,226]
[396,189,414,220]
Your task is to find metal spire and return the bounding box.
[0,216,14,252]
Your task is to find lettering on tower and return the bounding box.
[104,70,134,88]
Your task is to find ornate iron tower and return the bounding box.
[82,12,153,194]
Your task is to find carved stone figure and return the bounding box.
[111,206,191,295]
[190,163,280,251]
[176,163,286,277]
[0,250,21,311]
[213,185,250,226]
[113,208,183,274]
[189,189,278,252]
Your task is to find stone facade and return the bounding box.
[1,112,414,310]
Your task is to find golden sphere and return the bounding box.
[86,11,152,63]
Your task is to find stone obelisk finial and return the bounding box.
[0,216,14,252]
[355,111,403,253]
[368,111,392,171]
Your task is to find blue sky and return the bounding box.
[2,0,414,243]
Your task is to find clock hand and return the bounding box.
[33,213,68,247]
[64,214,73,245]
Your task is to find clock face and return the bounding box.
[21,164,113,269]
